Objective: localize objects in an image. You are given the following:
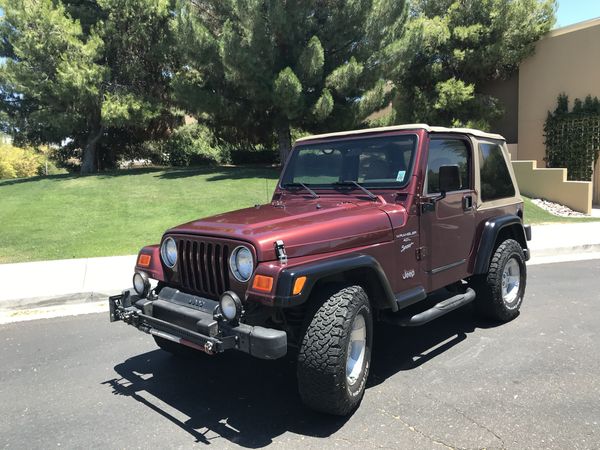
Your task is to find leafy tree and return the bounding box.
[0,0,176,174]
[387,0,555,129]
[172,0,407,162]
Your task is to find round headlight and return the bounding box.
[161,237,177,268]
[219,291,242,322]
[229,246,254,282]
[133,271,150,298]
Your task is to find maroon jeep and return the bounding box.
[110,124,531,415]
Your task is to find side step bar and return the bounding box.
[384,288,476,327]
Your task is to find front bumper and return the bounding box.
[109,287,287,360]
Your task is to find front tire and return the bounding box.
[297,285,373,416]
[474,239,526,322]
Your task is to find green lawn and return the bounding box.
[0,167,280,263]
[522,196,600,225]
[1,167,597,263]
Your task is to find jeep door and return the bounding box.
[420,135,477,292]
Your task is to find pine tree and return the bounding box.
[387,0,555,129]
[173,0,408,163]
[0,0,176,174]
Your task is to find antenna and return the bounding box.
[265,177,269,204]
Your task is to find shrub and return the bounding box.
[0,144,43,179]
[0,158,17,179]
[229,147,278,165]
[164,124,223,166]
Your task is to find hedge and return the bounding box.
[544,94,600,181]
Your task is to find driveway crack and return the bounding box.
[379,406,456,449]
[447,405,506,450]
[423,393,506,450]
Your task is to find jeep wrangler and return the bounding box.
[109,124,531,416]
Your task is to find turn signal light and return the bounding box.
[252,275,274,292]
[137,254,151,267]
[293,276,307,295]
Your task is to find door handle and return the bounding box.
[463,195,474,211]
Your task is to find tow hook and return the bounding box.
[121,310,137,324]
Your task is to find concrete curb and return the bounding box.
[0,291,117,312]
[1,221,599,312]
[0,255,136,305]
[2,251,600,313]
[530,243,600,258]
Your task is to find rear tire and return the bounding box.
[474,239,526,322]
[297,285,373,416]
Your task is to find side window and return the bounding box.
[426,139,471,193]
[479,143,515,201]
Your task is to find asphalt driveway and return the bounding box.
[1,259,599,449]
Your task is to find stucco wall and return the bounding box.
[507,144,519,160]
[512,160,593,214]
[518,19,600,164]
[595,158,600,205]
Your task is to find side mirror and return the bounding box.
[438,165,461,193]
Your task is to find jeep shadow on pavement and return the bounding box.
[109,124,532,417]
[103,299,495,447]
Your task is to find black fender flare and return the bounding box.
[273,253,398,311]
[473,215,529,275]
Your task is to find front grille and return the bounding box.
[176,238,230,298]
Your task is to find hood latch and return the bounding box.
[274,240,288,264]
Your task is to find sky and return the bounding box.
[556,0,600,27]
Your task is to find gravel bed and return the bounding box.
[530,198,588,217]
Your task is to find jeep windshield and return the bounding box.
[280,134,418,191]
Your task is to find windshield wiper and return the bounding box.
[282,182,320,199]
[334,180,378,201]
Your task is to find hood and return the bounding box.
[167,198,403,261]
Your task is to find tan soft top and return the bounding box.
[295,123,505,143]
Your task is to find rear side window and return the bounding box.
[479,143,515,201]
[426,139,471,193]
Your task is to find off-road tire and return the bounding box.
[474,239,526,322]
[297,285,372,416]
[153,335,198,358]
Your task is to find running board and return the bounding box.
[384,288,476,327]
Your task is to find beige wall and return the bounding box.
[595,158,600,205]
[512,160,593,214]
[518,19,600,163]
[506,144,519,160]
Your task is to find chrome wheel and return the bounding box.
[501,257,521,305]
[346,313,367,386]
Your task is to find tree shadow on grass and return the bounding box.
[93,167,165,178]
[155,165,280,181]
[0,172,74,187]
[0,166,280,187]
[154,166,226,180]
[103,303,503,447]
[0,167,163,187]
